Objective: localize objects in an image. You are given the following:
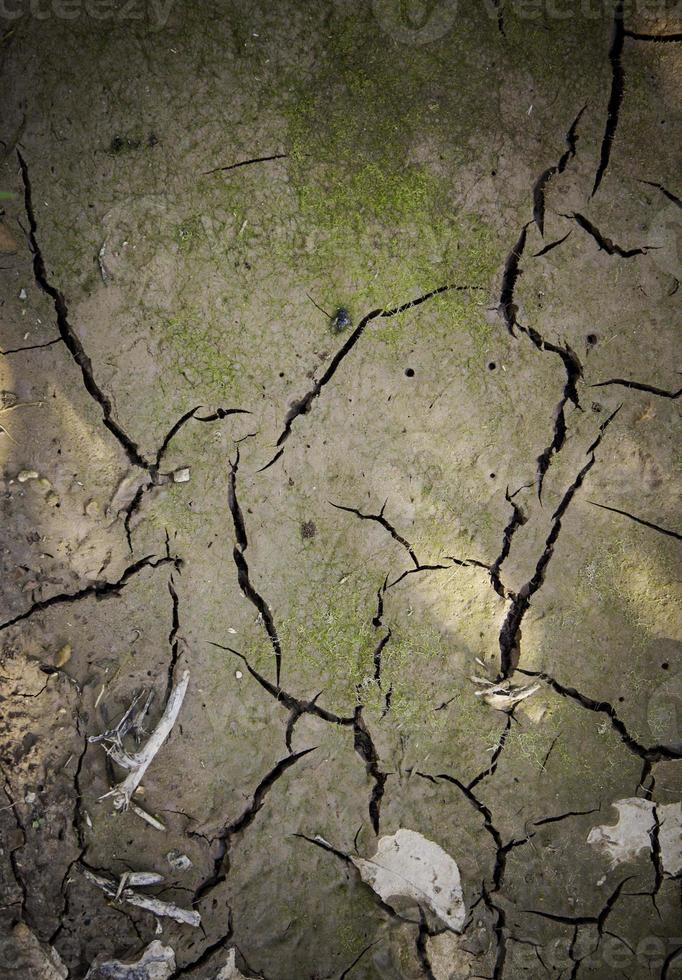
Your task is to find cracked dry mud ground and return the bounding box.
[0,1,681,977]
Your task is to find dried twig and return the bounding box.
[131,802,166,830]
[80,865,200,927]
[97,670,189,810]
[471,675,540,711]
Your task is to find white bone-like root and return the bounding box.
[80,866,200,928]
[131,802,166,830]
[99,670,190,811]
[470,673,541,711]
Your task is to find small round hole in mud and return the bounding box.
[489,473,496,480]
[488,362,496,371]
[662,662,670,670]
[586,333,598,346]
[404,368,415,378]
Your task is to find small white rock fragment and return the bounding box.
[19,287,27,300]
[173,467,191,483]
[587,799,682,876]
[54,643,72,668]
[84,939,175,979]
[166,850,192,872]
[351,828,466,932]
[17,470,39,482]
[235,670,243,680]
[215,949,256,979]
[125,871,165,888]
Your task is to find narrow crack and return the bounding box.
[533,104,586,236]
[203,153,287,175]
[492,0,505,36]
[498,407,619,678]
[228,452,282,684]
[1,337,61,355]
[372,583,386,628]
[155,406,250,474]
[590,376,681,399]
[210,644,354,749]
[330,500,419,568]
[588,500,681,541]
[467,715,512,791]
[415,910,437,980]
[165,575,182,701]
[413,772,514,978]
[192,747,315,903]
[507,935,550,975]
[489,489,527,599]
[386,560,471,590]
[524,876,633,934]
[637,178,682,209]
[638,758,655,800]
[624,29,682,43]
[169,910,234,978]
[123,483,151,552]
[261,284,473,467]
[0,552,180,631]
[662,945,682,979]
[17,150,151,470]
[592,0,625,197]
[295,832,420,925]
[498,225,528,334]
[567,211,655,257]
[123,406,250,551]
[649,804,664,913]
[338,940,378,979]
[517,667,682,761]
[533,230,572,258]
[526,339,582,500]
[373,630,391,684]
[531,807,599,827]
[353,707,388,835]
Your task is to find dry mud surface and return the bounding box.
[0,1,681,978]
